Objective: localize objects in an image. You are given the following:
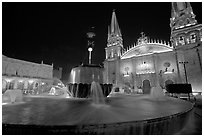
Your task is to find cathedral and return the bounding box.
[103,2,202,94]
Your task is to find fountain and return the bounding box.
[90,81,105,104]
[2,80,194,135]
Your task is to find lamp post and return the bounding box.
[179,61,189,83]
[87,27,95,65]
[88,47,93,64]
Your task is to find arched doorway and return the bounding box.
[142,79,151,94]
[165,79,174,89]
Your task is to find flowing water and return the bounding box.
[2,82,194,134]
[90,81,105,105]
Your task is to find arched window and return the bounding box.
[190,33,196,43]
[179,36,185,45]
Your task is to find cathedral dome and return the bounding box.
[121,33,173,59]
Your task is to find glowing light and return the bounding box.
[136,61,155,74]
[123,74,129,77]
[136,71,155,75]
[88,47,93,64]
[137,62,154,74]
[164,71,173,74]
[192,92,199,96]
[28,80,34,84]
[70,69,76,83]
[18,80,23,83]
[121,43,173,60]
[2,103,9,105]
[88,47,93,52]
[5,79,13,82]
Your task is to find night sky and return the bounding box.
[2,2,202,81]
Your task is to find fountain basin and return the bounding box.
[2,95,194,135]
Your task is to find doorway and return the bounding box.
[142,79,151,94]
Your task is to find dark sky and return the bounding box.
[2,2,202,81]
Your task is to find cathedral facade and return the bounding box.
[103,2,202,93]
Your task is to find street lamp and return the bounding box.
[87,27,95,65]
[88,47,93,64]
[179,61,189,83]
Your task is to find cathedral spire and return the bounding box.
[110,9,122,36]
[170,2,197,30]
[106,10,123,60]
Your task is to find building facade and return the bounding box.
[103,2,202,93]
[2,55,53,93]
[53,67,63,80]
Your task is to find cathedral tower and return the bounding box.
[105,10,123,60]
[103,10,123,84]
[170,2,202,49]
[170,2,202,92]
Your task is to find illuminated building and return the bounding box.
[103,2,202,93]
[2,55,53,93]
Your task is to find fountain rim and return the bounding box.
[2,104,194,130]
[2,96,194,135]
[2,99,194,126]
